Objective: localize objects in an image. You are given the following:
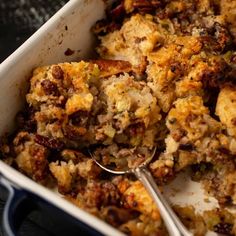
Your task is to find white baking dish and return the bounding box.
[0,0,221,235]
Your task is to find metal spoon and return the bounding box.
[89,147,192,236]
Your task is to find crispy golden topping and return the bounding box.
[2,1,236,235]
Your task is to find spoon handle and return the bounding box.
[133,167,192,236]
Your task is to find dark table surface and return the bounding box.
[0,1,71,235]
[0,1,68,62]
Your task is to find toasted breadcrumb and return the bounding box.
[2,1,236,235]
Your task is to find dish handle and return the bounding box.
[0,175,103,236]
[0,175,31,236]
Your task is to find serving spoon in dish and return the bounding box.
[89,147,193,236]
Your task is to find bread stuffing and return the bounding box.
[1,0,236,235]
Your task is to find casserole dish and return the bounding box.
[0,1,123,235]
[0,0,231,235]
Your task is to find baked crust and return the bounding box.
[2,0,236,235]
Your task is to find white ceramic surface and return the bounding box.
[0,0,223,235]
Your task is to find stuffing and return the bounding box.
[49,150,102,194]
[90,59,133,78]
[203,208,236,235]
[26,61,100,148]
[49,160,77,193]
[119,180,160,221]
[119,214,166,236]
[166,96,221,143]
[2,1,236,235]
[77,159,102,179]
[147,38,230,112]
[13,131,49,182]
[25,61,162,151]
[26,61,99,110]
[96,73,161,147]
[97,14,164,74]
[216,85,236,137]
[75,180,121,209]
[173,205,207,236]
[220,0,236,41]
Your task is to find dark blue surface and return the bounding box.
[0,176,104,236]
[0,0,68,62]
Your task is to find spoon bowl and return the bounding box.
[89,146,193,236]
[89,147,156,175]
